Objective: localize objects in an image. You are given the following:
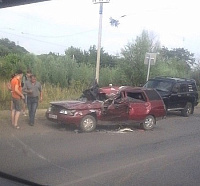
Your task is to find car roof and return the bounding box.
[149,76,196,83]
[99,86,152,94]
[98,86,120,94]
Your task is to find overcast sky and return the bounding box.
[0,0,200,57]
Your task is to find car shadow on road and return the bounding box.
[166,108,200,118]
[43,109,199,134]
[166,111,183,118]
[45,121,77,131]
[44,120,149,134]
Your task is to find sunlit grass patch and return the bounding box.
[0,80,85,110]
[40,83,83,109]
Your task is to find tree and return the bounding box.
[87,45,117,68]
[156,47,195,77]
[189,59,200,88]
[159,47,195,68]
[65,46,86,64]
[0,53,25,79]
[88,45,97,66]
[0,38,28,57]
[120,30,160,85]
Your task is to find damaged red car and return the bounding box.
[46,86,166,132]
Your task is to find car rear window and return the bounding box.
[144,89,162,101]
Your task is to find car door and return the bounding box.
[127,92,148,121]
[102,92,129,121]
[169,83,187,109]
[179,83,188,107]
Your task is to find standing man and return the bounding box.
[24,75,42,126]
[22,69,32,116]
[11,70,25,129]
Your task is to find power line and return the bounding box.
[0,27,98,38]
[0,30,67,48]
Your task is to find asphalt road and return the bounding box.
[0,107,200,186]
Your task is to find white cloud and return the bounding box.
[0,0,200,56]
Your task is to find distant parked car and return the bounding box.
[144,76,199,116]
[46,86,166,132]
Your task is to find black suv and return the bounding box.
[144,77,199,116]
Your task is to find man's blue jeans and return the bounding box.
[27,97,38,125]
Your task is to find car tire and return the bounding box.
[80,115,96,132]
[141,115,155,130]
[181,102,193,117]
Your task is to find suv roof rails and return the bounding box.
[153,76,196,83]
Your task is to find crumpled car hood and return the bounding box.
[50,100,103,110]
[49,81,120,110]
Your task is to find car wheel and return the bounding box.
[181,102,193,117]
[141,115,155,130]
[80,115,96,132]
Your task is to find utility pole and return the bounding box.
[93,0,110,83]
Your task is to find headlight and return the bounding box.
[59,109,68,115]
[59,109,76,116]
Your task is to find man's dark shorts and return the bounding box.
[12,98,22,111]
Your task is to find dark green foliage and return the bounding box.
[0,38,28,57]
[0,53,25,79]
[190,61,200,89]
[0,37,199,90]
[150,47,196,79]
[120,30,158,86]
[65,46,87,64]
[65,45,117,68]
[160,47,195,66]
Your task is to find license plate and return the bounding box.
[49,114,57,119]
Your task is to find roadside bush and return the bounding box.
[0,80,83,110]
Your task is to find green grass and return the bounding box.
[40,83,83,109]
[0,80,84,110]
[1,80,199,110]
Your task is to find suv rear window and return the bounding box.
[172,83,197,93]
[144,89,162,101]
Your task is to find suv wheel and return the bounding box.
[141,115,155,130]
[181,102,193,117]
[80,115,96,132]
